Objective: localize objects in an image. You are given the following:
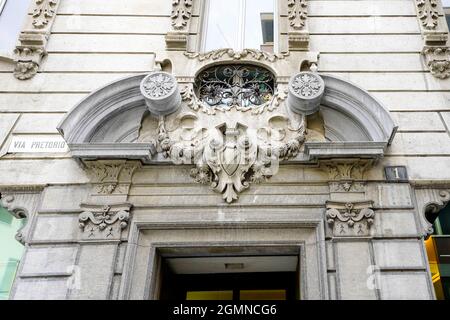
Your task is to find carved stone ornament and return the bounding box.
[142,68,307,202]
[171,0,193,30]
[319,159,373,181]
[415,0,439,30]
[184,48,289,62]
[78,203,132,240]
[154,113,305,203]
[423,46,450,79]
[0,187,43,244]
[32,0,58,29]
[13,34,46,80]
[329,181,366,193]
[415,188,450,237]
[288,72,325,115]
[83,160,141,195]
[288,0,308,30]
[140,72,181,116]
[326,201,375,237]
[13,0,60,80]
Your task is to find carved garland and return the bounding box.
[184,48,290,62]
[181,85,288,116]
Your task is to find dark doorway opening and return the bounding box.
[158,255,300,301]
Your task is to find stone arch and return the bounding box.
[320,74,396,144]
[58,72,397,163]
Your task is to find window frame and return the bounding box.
[0,0,6,16]
[200,0,279,53]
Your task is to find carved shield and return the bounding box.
[220,145,241,176]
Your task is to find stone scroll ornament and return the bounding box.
[140,71,326,203]
[78,204,131,240]
[326,201,375,237]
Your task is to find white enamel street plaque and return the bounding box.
[8,135,69,153]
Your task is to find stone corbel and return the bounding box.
[422,46,450,79]
[287,0,310,51]
[166,0,193,51]
[78,203,132,241]
[414,0,450,79]
[0,186,44,244]
[13,0,60,80]
[326,201,375,237]
[319,159,374,181]
[414,188,450,237]
[83,160,141,197]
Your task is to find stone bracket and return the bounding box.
[413,0,450,79]
[166,0,194,51]
[82,160,141,196]
[13,0,60,80]
[288,0,310,51]
[0,186,44,244]
[78,203,132,241]
[319,158,374,181]
[414,188,450,237]
[326,201,375,237]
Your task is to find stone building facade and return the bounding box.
[0,0,450,300]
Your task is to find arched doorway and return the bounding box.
[0,206,25,300]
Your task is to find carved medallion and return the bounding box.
[140,72,181,115]
[141,73,176,98]
[288,72,325,115]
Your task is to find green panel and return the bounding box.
[0,207,25,300]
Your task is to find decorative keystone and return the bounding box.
[288,72,325,115]
[140,72,181,116]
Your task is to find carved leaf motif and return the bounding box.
[416,0,439,30]
[288,0,308,30]
[423,46,450,80]
[171,0,193,30]
[32,0,58,29]
[14,62,39,80]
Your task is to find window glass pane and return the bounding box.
[203,0,241,52]
[0,0,31,53]
[244,0,274,51]
[204,0,275,52]
[0,207,25,300]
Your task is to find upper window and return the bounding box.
[195,64,276,111]
[202,0,276,53]
[0,0,32,54]
[444,0,450,29]
[0,207,25,300]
